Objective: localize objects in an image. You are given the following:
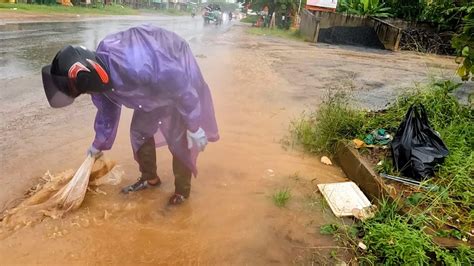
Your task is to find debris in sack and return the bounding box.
[0,156,122,233]
[320,156,332,165]
[391,104,449,180]
[317,182,371,217]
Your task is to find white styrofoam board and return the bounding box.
[317,181,371,217]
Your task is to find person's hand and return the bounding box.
[186,127,208,152]
[87,145,102,158]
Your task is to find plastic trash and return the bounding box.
[51,155,95,212]
[352,138,366,149]
[321,156,333,165]
[391,104,449,180]
[317,182,371,217]
[364,128,392,145]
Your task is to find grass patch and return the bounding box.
[322,200,474,265]
[140,8,189,16]
[0,3,138,15]
[247,27,304,41]
[240,14,257,24]
[272,188,291,207]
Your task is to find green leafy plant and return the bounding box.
[406,192,424,206]
[382,0,425,20]
[452,5,474,81]
[338,0,392,17]
[320,224,339,235]
[436,229,463,240]
[272,188,291,207]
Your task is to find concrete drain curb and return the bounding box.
[334,141,394,201]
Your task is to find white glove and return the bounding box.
[186,127,208,152]
[87,145,102,158]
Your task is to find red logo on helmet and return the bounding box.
[68,62,90,80]
[87,59,109,84]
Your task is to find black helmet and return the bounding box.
[41,45,111,108]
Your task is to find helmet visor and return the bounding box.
[42,65,75,108]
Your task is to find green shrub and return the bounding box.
[290,91,364,154]
[272,188,291,207]
[338,0,393,18]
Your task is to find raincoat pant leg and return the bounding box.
[137,137,158,181]
[130,110,161,181]
[173,156,192,197]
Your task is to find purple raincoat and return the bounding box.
[91,25,219,175]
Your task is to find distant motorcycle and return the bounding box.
[203,10,222,25]
[203,4,223,25]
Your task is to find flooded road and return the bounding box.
[0,15,457,264]
[0,16,346,264]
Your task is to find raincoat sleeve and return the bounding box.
[91,94,122,151]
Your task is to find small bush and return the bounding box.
[272,188,291,207]
[291,91,364,154]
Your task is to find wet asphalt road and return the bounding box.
[0,15,229,81]
[0,17,347,265]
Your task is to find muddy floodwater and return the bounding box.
[0,15,456,264]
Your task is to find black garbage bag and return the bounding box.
[391,104,449,180]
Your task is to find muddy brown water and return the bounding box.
[0,16,457,264]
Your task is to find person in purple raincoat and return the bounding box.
[41,25,219,205]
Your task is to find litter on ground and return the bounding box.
[317,182,371,218]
